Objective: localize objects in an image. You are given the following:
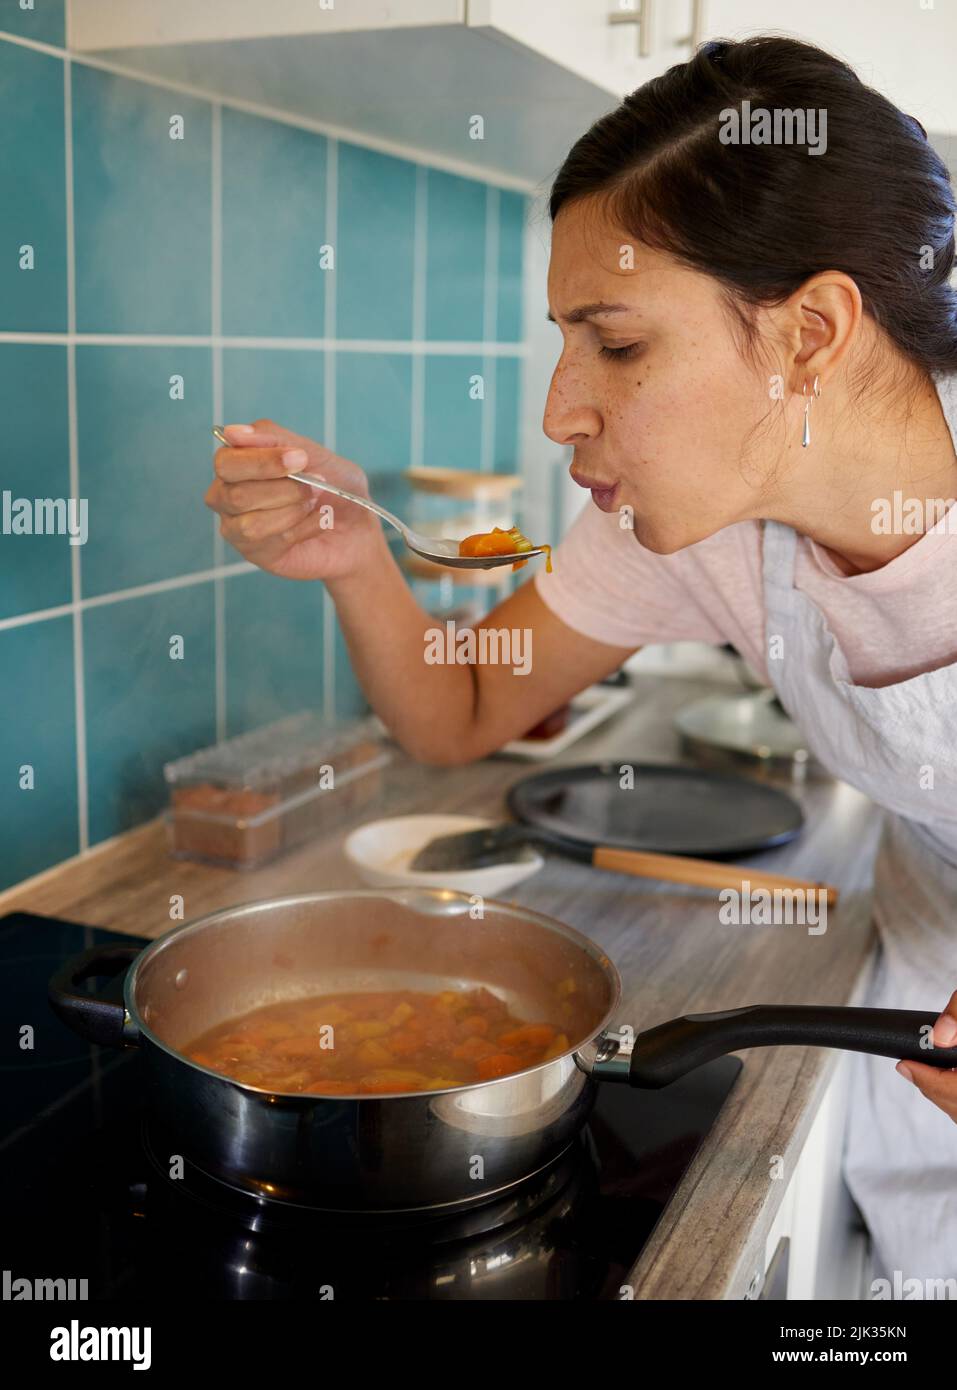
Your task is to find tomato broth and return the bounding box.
[185,985,571,1095]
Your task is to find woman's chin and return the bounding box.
[632,510,722,554]
[630,516,689,554]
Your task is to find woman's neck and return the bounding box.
[766,372,957,576]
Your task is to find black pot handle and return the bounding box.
[48,942,141,1048]
[629,1005,957,1088]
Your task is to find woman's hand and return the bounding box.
[205,419,384,582]
[897,992,957,1122]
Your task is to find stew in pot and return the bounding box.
[185,984,571,1094]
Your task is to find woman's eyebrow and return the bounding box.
[545,302,635,324]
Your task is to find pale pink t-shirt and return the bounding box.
[535,377,957,690]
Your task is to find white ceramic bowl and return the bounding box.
[344,814,544,896]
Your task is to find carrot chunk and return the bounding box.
[475,1053,522,1081]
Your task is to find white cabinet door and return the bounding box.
[708,1,957,133]
[755,1053,869,1300]
[70,1,467,50]
[471,0,704,97]
[71,0,704,92]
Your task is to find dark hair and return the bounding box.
[549,36,957,380]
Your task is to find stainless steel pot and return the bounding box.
[48,889,957,1213]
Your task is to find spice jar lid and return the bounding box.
[163,711,387,793]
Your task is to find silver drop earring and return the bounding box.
[802,375,821,448]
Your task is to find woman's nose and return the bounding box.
[542,369,602,446]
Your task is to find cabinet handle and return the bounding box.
[688,0,706,51]
[609,1,655,59]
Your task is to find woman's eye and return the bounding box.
[598,343,643,360]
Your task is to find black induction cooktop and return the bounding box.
[0,911,740,1301]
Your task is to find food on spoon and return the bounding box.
[458,525,552,572]
[185,986,568,1094]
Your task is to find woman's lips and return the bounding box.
[570,471,620,512]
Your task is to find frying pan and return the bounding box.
[48,890,957,1213]
[505,762,805,859]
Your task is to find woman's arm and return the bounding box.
[206,419,638,765]
[329,549,637,764]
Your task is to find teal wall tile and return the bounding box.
[496,191,525,342]
[0,343,71,619]
[2,47,527,871]
[423,354,483,471]
[0,41,66,330]
[425,169,486,341]
[336,142,416,341]
[0,616,77,889]
[222,108,327,338]
[224,569,326,737]
[335,352,411,474]
[72,65,211,333]
[493,356,522,473]
[222,347,325,441]
[76,346,214,597]
[83,587,216,844]
[0,1,65,47]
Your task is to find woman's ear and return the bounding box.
[779,272,865,390]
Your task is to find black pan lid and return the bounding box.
[506,762,804,859]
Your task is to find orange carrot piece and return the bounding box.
[475,1053,522,1081]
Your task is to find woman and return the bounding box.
[206,37,957,1283]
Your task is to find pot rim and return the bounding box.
[122,887,623,1101]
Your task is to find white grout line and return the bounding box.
[322,138,338,722]
[80,563,255,610]
[480,186,500,473]
[0,562,258,634]
[0,29,535,194]
[0,330,528,354]
[410,165,428,470]
[62,55,89,854]
[211,100,226,741]
[0,601,76,633]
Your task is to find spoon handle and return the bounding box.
[287,473,407,539]
[212,426,407,540]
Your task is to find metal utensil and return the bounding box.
[409,822,839,905]
[676,688,812,779]
[410,821,540,870]
[49,889,956,1213]
[212,426,547,571]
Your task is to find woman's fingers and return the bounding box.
[933,990,957,1048]
[214,444,307,483]
[222,418,305,449]
[204,419,373,579]
[219,499,317,549]
[897,1059,957,1122]
[208,474,312,517]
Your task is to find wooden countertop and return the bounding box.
[0,671,881,1299]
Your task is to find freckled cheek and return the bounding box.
[604,380,678,439]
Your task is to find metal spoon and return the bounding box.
[212,426,548,571]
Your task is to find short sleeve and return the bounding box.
[534,500,727,649]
